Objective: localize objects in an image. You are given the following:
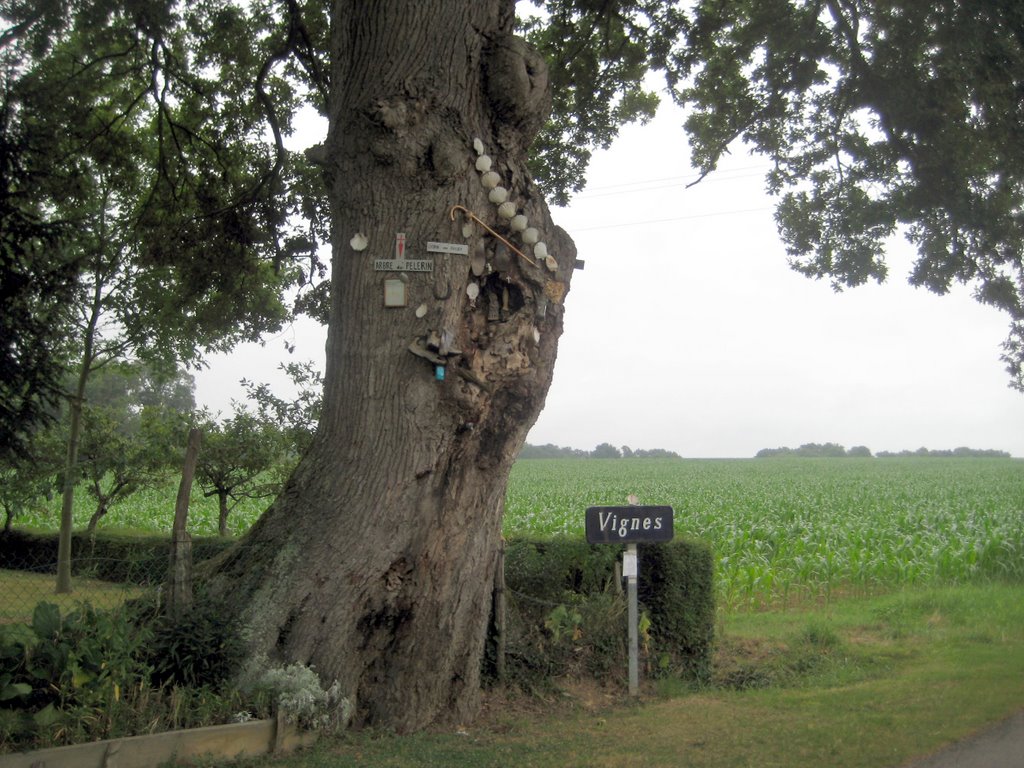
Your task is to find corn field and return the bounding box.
[15,456,1024,610]
[505,457,1024,608]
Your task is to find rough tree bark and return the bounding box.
[205,0,575,732]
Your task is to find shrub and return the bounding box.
[0,529,235,585]
[237,655,352,731]
[0,601,154,749]
[493,537,714,686]
[145,596,246,688]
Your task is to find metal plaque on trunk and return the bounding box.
[585,505,674,544]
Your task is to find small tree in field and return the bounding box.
[71,364,193,534]
[76,403,184,534]
[195,410,286,537]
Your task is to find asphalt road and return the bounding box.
[904,709,1024,768]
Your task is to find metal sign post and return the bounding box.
[586,505,673,697]
[624,543,639,696]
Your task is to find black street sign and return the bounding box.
[585,505,674,544]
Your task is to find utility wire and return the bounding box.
[568,205,772,232]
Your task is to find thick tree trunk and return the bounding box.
[206,0,573,732]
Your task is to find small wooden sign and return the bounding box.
[585,505,674,544]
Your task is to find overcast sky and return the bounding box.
[193,99,1024,459]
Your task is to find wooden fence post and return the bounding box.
[169,428,201,618]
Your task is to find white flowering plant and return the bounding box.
[237,655,352,732]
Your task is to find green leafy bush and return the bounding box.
[494,537,714,686]
[145,597,246,688]
[0,529,234,585]
[0,601,154,749]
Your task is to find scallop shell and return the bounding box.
[470,250,486,276]
[545,254,558,272]
[510,214,528,232]
[497,201,517,219]
[473,137,485,155]
[466,282,480,300]
[480,171,501,189]
[522,227,539,245]
[475,155,492,172]
[415,303,428,318]
[462,222,474,239]
[350,233,368,251]
[534,242,548,259]
[488,186,508,204]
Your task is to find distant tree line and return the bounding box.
[519,442,681,459]
[875,447,1011,458]
[756,443,1010,459]
[755,443,871,458]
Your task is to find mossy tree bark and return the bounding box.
[206,0,575,732]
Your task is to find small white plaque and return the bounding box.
[622,550,638,579]
[426,241,470,255]
[383,278,407,307]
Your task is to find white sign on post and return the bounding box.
[622,548,638,579]
[586,504,674,698]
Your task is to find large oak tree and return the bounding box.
[5,0,1024,733]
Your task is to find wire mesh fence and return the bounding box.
[0,554,161,625]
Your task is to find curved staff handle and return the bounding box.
[449,205,537,268]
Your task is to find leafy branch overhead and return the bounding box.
[6,0,1024,403]
[676,0,1024,389]
[520,1,688,205]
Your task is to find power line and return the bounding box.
[576,163,771,198]
[567,205,773,232]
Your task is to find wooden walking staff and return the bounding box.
[449,205,538,267]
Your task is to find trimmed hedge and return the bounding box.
[0,529,234,585]
[1,529,715,684]
[496,537,714,684]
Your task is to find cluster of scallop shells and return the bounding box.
[472,138,557,273]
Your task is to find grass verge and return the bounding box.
[0,568,146,623]
[235,583,1024,768]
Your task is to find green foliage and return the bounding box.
[519,442,680,459]
[0,97,74,463]
[0,598,259,752]
[195,409,287,536]
[240,359,324,461]
[497,537,714,685]
[677,0,1024,388]
[0,430,61,532]
[0,601,154,748]
[145,597,246,689]
[591,442,622,459]
[0,529,235,586]
[639,540,715,681]
[2,0,319,399]
[757,442,858,458]
[521,1,688,204]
